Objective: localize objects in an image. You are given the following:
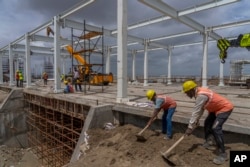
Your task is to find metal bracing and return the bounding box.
[127,0,239,31]
[211,19,250,31]
[64,14,250,56]
[0,0,240,53]
[2,51,69,57]
[0,0,95,52]
[0,1,245,56]
[135,17,250,52]
[13,44,53,52]
[63,19,167,49]
[9,16,249,56]
[59,0,95,19]
[138,0,221,40]
[179,0,240,16]
[31,35,70,44]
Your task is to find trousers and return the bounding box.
[204,110,232,153]
[162,107,176,138]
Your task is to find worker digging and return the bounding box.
[182,80,234,165]
[1,1,250,167]
[136,89,176,141]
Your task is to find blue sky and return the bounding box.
[1,0,250,77]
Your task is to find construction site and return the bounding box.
[0,0,250,167]
[0,80,250,167]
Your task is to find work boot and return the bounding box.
[202,141,217,151]
[163,136,171,140]
[213,152,228,165]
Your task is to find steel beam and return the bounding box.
[31,35,71,44]
[64,19,167,49]
[139,0,221,39]
[60,0,95,19]
[128,0,240,31]
[12,44,53,52]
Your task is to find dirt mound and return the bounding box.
[66,124,250,167]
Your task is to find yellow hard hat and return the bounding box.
[146,89,155,100]
[64,80,68,84]
[182,80,197,93]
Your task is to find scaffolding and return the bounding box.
[70,20,108,93]
[24,92,90,167]
[229,59,250,84]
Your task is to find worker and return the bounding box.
[73,68,82,92]
[42,72,48,86]
[146,89,177,140]
[19,71,23,87]
[182,80,233,165]
[16,70,19,87]
[63,81,74,93]
[60,74,65,82]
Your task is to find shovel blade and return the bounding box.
[136,134,147,142]
[161,151,176,166]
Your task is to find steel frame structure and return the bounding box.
[1,0,250,166]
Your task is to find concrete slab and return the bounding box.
[1,82,250,136]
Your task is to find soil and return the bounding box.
[0,122,249,167]
[65,124,250,167]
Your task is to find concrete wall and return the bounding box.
[0,88,28,147]
[70,104,114,163]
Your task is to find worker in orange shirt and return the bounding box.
[182,80,233,165]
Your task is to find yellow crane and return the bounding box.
[217,33,250,63]
[46,27,113,85]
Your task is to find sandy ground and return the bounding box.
[65,124,250,167]
[1,123,249,167]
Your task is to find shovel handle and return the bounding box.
[137,116,157,135]
[162,135,185,157]
[137,124,150,135]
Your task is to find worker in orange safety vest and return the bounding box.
[182,80,234,165]
[19,71,23,87]
[16,70,19,87]
[146,89,177,140]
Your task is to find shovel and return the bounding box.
[136,116,157,141]
[161,135,185,160]
[161,122,200,162]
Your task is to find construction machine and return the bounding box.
[217,33,250,88]
[217,33,250,63]
[46,27,113,85]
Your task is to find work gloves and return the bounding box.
[185,121,200,136]
[185,128,193,136]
